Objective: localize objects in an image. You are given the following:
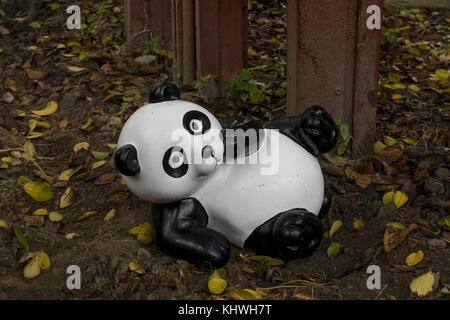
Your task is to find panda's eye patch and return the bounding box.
[163,147,188,178]
[183,111,211,135]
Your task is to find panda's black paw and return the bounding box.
[273,209,322,261]
[298,105,338,155]
[197,231,231,268]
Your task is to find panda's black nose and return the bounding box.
[114,144,140,176]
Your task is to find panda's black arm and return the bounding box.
[218,116,262,131]
[153,198,230,268]
[264,105,338,156]
[218,116,263,159]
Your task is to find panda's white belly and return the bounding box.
[193,130,324,247]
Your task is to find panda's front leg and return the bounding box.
[244,209,322,261]
[154,198,231,268]
[264,105,338,156]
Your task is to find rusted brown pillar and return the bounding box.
[195,0,248,93]
[287,0,383,154]
[169,0,248,91]
[125,0,172,45]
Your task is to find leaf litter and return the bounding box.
[0,0,448,300]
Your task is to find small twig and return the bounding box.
[257,285,307,291]
[272,104,287,112]
[258,279,330,291]
[129,29,152,43]
[375,284,388,300]
[0,148,23,153]
[30,156,52,183]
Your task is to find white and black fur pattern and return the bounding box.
[115,83,336,267]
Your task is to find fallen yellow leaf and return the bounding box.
[31,100,58,116]
[329,220,343,238]
[76,211,98,222]
[25,132,44,139]
[327,242,343,257]
[353,218,364,230]
[386,222,406,229]
[0,219,9,229]
[129,260,145,275]
[58,169,75,181]
[91,151,109,160]
[49,211,63,222]
[104,209,115,221]
[66,65,86,72]
[60,187,75,209]
[248,48,257,56]
[129,222,155,245]
[384,136,397,146]
[80,118,93,131]
[65,233,78,240]
[32,208,48,216]
[408,84,420,92]
[22,142,36,161]
[374,141,386,153]
[383,191,395,204]
[394,191,408,208]
[406,250,424,267]
[28,119,51,131]
[33,251,50,270]
[229,289,261,300]
[391,94,403,100]
[24,181,54,202]
[208,277,227,295]
[403,138,417,145]
[23,254,42,279]
[410,271,438,297]
[91,160,106,170]
[73,142,89,153]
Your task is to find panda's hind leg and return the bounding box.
[244,209,322,261]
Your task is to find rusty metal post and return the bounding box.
[287,0,383,154]
[162,0,251,91]
[172,0,196,86]
[125,0,172,45]
[124,0,148,42]
[127,0,247,93]
[182,0,196,85]
[353,0,383,155]
[194,0,248,93]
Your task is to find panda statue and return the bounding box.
[115,82,338,268]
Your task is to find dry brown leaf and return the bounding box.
[94,173,116,185]
[344,168,375,188]
[25,68,47,80]
[0,25,10,35]
[322,153,348,167]
[384,224,417,252]
[22,215,44,227]
[292,293,319,300]
[60,186,75,209]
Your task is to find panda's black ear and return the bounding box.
[149,82,180,103]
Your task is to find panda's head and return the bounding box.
[114,83,224,204]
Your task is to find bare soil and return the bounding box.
[0,0,448,300]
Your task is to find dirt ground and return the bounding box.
[0,0,448,300]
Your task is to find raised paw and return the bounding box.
[273,209,322,261]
